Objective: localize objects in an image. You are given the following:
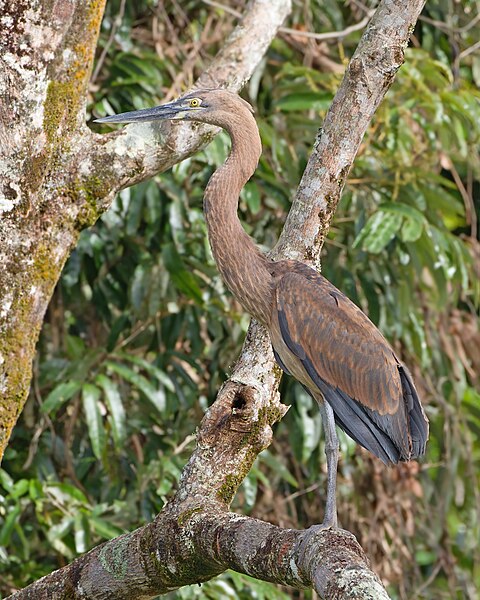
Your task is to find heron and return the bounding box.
[95,89,429,528]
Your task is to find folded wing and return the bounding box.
[273,265,428,464]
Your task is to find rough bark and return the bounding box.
[275,0,427,266]
[8,379,388,599]
[3,0,426,598]
[0,0,291,461]
[8,509,389,600]
[0,0,108,459]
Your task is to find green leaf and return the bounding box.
[415,549,437,566]
[105,361,166,413]
[0,504,21,546]
[46,517,75,559]
[0,469,14,492]
[74,513,88,554]
[241,181,261,214]
[353,210,402,253]
[96,374,127,447]
[29,479,43,500]
[11,479,29,500]
[82,384,106,460]
[162,243,203,304]
[259,451,298,488]
[400,216,424,242]
[41,381,82,414]
[116,352,174,391]
[47,482,89,505]
[293,390,321,463]
[90,516,125,540]
[276,91,331,112]
[130,264,148,313]
[379,202,425,222]
[228,570,291,599]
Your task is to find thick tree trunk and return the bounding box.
[0,0,107,458]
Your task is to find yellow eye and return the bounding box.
[189,98,201,108]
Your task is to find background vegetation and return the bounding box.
[1,1,479,598]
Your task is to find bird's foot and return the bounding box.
[297,514,338,562]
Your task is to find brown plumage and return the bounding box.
[96,89,429,526]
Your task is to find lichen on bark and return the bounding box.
[0,0,108,460]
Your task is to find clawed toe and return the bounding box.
[297,522,336,562]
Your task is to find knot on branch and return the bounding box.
[199,380,280,444]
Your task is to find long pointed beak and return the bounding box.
[94,101,182,124]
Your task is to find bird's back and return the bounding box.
[268,260,429,464]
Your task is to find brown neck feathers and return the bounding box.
[203,102,273,326]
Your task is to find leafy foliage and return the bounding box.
[1,1,479,598]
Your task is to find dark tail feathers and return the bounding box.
[307,369,428,465]
[398,365,429,459]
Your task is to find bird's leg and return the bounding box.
[319,400,339,528]
[297,400,339,561]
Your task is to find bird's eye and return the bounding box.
[189,98,201,108]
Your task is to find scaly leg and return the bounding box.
[297,400,339,561]
[318,400,339,528]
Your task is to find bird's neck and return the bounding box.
[203,112,273,325]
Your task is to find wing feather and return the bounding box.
[272,265,428,462]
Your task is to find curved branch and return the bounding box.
[8,506,387,599]
[275,0,427,264]
[81,0,292,210]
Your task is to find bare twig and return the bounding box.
[444,155,478,240]
[280,16,372,42]
[91,0,127,84]
[203,0,374,41]
[420,12,480,34]
[459,38,480,60]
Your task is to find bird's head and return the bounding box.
[94,88,255,128]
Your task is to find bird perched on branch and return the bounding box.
[96,89,429,528]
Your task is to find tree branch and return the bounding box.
[0,0,108,460]
[81,0,292,208]
[8,504,387,599]
[274,0,427,264]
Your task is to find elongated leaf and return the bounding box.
[116,352,174,391]
[90,516,125,540]
[130,264,148,313]
[74,513,88,554]
[11,479,29,500]
[0,469,14,492]
[105,361,166,413]
[276,91,331,112]
[0,504,21,546]
[379,202,426,222]
[241,181,261,214]
[353,210,402,253]
[259,451,298,488]
[41,381,82,414]
[47,482,89,505]
[96,374,127,447]
[82,384,106,460]
[46,517,75,559]
[162,243,203,304]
